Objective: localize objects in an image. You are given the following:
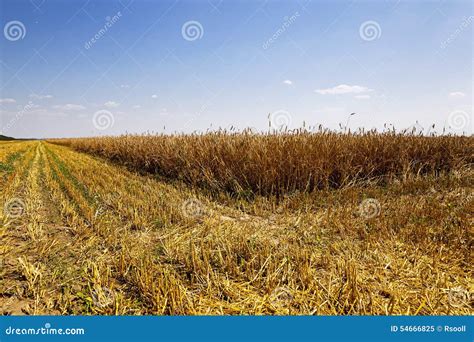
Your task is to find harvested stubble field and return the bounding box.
[0,132,473,315]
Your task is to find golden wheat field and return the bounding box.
[0,133,473,315]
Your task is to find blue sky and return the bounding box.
[0,0,472,138]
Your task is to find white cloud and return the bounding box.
[0,98,16,104]
[151,94,158,99]
[354,95,371,100]
[283,80,293,85]
[132,105,141,109]
[315,84,373,95]
[104,101,120,108]
[29,94,53,100]
[29,108,47,114]
[53,104,86,111]
[449,91,465,98]
[120,84,130,89]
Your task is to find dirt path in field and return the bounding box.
[1,144,89,314]
[1,143,38,314]
[1,143,147,314]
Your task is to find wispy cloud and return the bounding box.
[29,108,48,115]
[120,84,130,89]
[354,95,371,100]
[104,101,120,108]
[53,104,86,111]
[315,84,373,95]
[151,94,158,99]
[0,98,16,104]
[449,91,466,98]
[29,94,53,100]
[132,105,141,109]
[283,80,293,85]
[28,103,42,110]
